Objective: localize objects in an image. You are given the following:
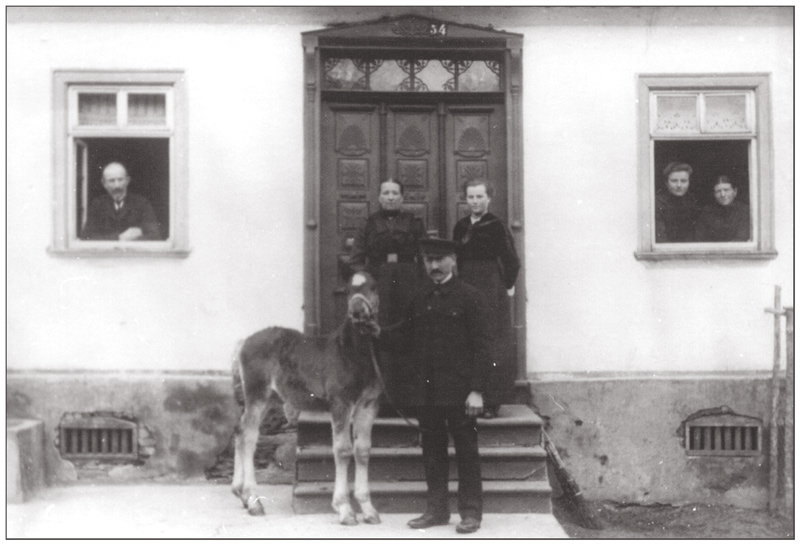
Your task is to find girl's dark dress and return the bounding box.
[453,212,520,407]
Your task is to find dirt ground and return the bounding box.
[552,497,794,539]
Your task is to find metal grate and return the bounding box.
[59,416,138,461]
[683,409,762,457]
[686,425,760,456]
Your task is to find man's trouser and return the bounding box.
[417,406,482,521]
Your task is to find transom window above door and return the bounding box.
[323,57,503,92]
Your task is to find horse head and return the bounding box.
[347,272,379,334]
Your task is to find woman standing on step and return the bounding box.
[348,178,427,403]
[453,178,520,419]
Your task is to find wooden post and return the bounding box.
[784,307,794,515]
[767,286,781,514]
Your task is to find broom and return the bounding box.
[542,430,604,530]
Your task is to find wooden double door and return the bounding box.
[319,97,507,333]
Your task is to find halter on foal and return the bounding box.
[231,273,382,525]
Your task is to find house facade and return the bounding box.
[7,7,793,507]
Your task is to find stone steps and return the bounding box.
[297,405,543,448]
[297,445,547,482]
[293,405,552,515]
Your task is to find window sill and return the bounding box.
[47,246,191,258]
[635,249,777,261]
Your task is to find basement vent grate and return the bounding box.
[686,425,760,456]
[59,415,138,461]
[682,407,762,457]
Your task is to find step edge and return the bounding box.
[294,480,553,494]
[297,445,546,457]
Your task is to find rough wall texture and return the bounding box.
[8,371,784,510]
[7,373,239,483]
[531,376,782,509]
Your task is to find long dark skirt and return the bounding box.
[458,259,515,406]
[370,261,422,328]
[370,261,423,408]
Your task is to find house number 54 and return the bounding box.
[430,23,446,36]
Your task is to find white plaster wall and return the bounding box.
[7,7,793,374]
[7,20,313,371]
[519,17,794,374]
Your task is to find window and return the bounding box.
[50,71,188,256]
[635,74,776,260]
[324,56,503,92]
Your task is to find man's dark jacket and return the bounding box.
[81,193,161,241]
[378,276,494,407]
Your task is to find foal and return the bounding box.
[231,273,382,525]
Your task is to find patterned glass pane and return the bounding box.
[458,61,501,92]
[370,60,407,92]
[655,95,699,133]
[128,94,166,125]
[78,93,116,125]
[416,60,455,92]
[324,58,367,90]
[705,94,749,133]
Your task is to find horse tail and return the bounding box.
[231,338,246,408]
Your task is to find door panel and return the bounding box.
[319,99,507,333]
[319,103,380,333]
[386,105,440,235]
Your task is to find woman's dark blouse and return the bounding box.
[655,192,700,243]
[453,212,520,290]
[348,210,426,274]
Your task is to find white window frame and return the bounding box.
[635,74,776,260]
[50,70,189,257]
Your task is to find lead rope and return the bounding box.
[366,338,430,433]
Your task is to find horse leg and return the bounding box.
[352,396,381,524]
[232,416,244,501]
[330,401,357,525]
[237,399,268,515]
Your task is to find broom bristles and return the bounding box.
[544,432,604,530]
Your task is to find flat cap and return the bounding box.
[419,237,457,257]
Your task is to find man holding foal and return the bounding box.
[376,237,493,534]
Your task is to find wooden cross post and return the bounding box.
[764,285,785,514]
[784,307,794,515]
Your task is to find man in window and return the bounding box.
[694,175,751,242]
[81,162,161,241]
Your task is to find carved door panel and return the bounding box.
[319,103,381,333]
[444,105,507,238]
[386,105,441,235]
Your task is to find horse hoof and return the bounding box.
[362,513,381,525]
[247,497,265,516]
[340,515,358,526]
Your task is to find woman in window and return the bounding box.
[655,162,700,243]
[694,175,751,242]
[453,178,520,419]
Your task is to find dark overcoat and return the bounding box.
[81,192,161,241]
[379,276,494,407]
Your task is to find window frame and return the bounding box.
[635,73,776,261]
[50,70,189,257]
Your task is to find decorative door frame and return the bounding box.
[301,15,527,381]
